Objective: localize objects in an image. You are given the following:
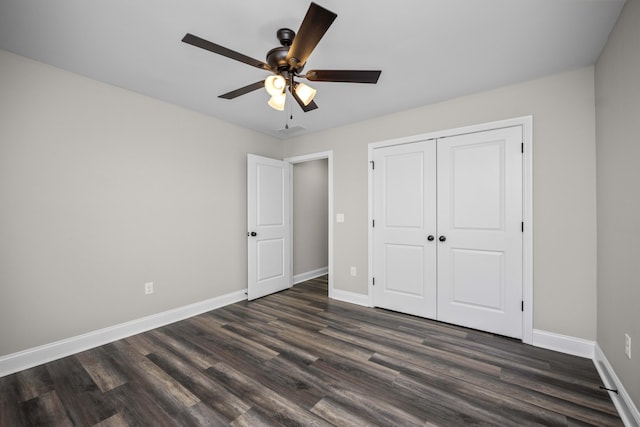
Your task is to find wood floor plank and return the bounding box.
[206,361,332,426]
[373,350,621,426]
[107,340,201,413]
[310,396,378,427]
[249,299,329,332]
[499,368,621,416]
[14,364,54,402]
[21,390,73,427]
[0,374,28,426]
[92,412,128,427]
[0,276,623,426]
[221,321,320,365]
[45,355,116,425]
[75,347,128,393]
[149,327,219,370]
[271,321,373,363]
[106,381,182,425]
[145,347,251,421]
[321,324,502,376]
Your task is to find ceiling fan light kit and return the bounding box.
[182,2,381,114]
[264,75,286,97]
[268,92,287,111]
[293,82,316,107]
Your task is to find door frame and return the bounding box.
[367,116,533,344]
[285,151,335,298]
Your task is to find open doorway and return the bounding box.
[287,151,333,297]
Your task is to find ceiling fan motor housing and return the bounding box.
[267,28,303,74]
[266,46,290,72]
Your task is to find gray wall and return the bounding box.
[0,50,282,356]
[595,0,640,407]
[283,67,598,341]
[292,160,328,277]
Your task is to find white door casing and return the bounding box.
[247,154,291,300]
[285,151,334,298]
[373,141,437,317]
[436,127,523,338]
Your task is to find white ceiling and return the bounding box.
[0,0,625,139]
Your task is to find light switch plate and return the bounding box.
[336,213,345,223]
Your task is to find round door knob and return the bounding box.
[439,235,446,242]
[427,235,435,241]
[250,231,257,237]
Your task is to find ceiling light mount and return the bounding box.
[276,28,295,47]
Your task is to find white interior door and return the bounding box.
[372,141,437,318]
[247,154,291,300]
[436,127,523,338]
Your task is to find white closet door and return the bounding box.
[373,141,437,318]
[436,127,523,338]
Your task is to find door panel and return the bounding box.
[373,141,437,318]
[384,152,425,228]
[384,244,424,295]
[450,248,504,311]
[248,155,291,300]
[437,127,523,338]
[451,142,504,230]
[257,238,285,281]
[257,163,285,226]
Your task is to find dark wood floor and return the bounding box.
[0,276,622,426]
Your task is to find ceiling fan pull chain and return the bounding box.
[284,95,290,129]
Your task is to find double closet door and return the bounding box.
[372,126,523,338]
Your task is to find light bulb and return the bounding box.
[294,82,317,106]
[268,92,286,111]
[265,75,286,96]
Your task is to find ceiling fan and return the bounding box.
[181,2,381,112]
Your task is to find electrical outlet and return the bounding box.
[625,334,631,359]
[350,266,357,276]
[144,282,154,295]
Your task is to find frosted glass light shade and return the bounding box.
[295,83,316,106]
[265,75,286,96]
[268,92,286,111]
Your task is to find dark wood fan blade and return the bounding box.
[182,33,271,71]
[305,70,381,83]
[219,81,266,99]
[286,3,337,69]
[291,87,319,112]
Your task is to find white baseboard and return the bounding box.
[293,267,328,285]
[330,288,371,307]
[532,329,595,358]
[594,344,640,427]
[0,289,247,378]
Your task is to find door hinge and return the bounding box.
[521,143,524,153]
[370,160,375,170]
[372,219,375,228]
[372,277,376,286]
[521,301,524,312]
[521,222,524,232]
